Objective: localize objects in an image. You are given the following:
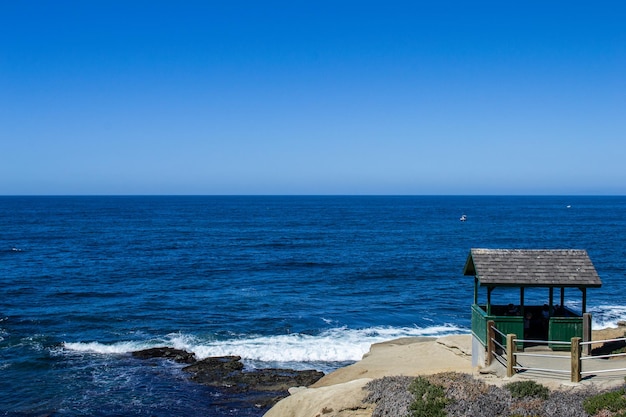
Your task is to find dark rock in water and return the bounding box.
[132,347,197,364]
[184,356,324,391]
[236,368,325,393]
[183,355,245,380]
[131,349,324,409]
[183,355,324,407]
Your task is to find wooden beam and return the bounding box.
[549,287,554,312]
[571,337,581,383]
[583,313,592,356]
[507,333,517,378]
[474,276,478,304]
[487,320,495,366]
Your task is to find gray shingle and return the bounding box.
[463,248,602,287]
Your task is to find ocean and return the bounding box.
[1,195,625,416]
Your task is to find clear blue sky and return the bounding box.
[1,1,625,195]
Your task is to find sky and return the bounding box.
[1,1,625,195]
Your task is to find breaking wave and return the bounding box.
[62,324,466,365]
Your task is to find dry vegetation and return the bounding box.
[363,372,626,417]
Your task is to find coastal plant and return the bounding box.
[366,372,602,417]
[427,372,489,401]
[611,345,626,355]
[364,376,416,417]
[541,389,597,417]
[444,384,511,417]
[583,388,626,416]
[505,380,550,400]
[408,376,448,417]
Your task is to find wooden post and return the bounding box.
[506,333,516,378]
[487,320,495,366]
[571,337,582,383]
[549,287,554,312]
[474,277,479,305]
[582,313,592,356]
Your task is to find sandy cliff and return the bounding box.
[265,326,626,417]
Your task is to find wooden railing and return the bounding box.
[580,337,626,379]
[486,321,626,383]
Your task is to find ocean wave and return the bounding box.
[190,325,466,362]
[589,304,626,329]
[59,307,626,364]
[542,302,626,330]
[62,340,154,355]
[61,324,467,363]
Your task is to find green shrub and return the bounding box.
[611,346,626,355]
[504,380,549,400]
[583,388,626,416]
[408,376,448,417]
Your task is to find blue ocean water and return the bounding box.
[1,195,626,416]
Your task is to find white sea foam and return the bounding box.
[589,304,626,329]
[180,325,466,362]
[62,324,466,363]
[63,340,153,355]
[60,306,626,364]
[553,302,626,330]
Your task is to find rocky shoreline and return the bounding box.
[131,347,324,411]
[265,327,626,417]
[129,326,626,416]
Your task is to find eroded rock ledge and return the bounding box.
[132,347,324,408]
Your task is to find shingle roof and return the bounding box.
[463,248,602,288]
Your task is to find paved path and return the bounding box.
[489,345,626,388]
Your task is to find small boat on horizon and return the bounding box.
[460,214,467,222]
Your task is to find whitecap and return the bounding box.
[168,324,467,363]
[589,304,626,329]
[59,324,467,366]
[62,340,152,355]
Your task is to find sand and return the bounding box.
[264,335,473,417]
[264,326,626,417]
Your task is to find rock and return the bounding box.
[130,349,325,409]
[182,355,244,383]
[264,378,374,417]
[131,347,197,363]
[233,368,325,393]
[182,356,324,407]
[288,386,308,395]
[183,356,324,392]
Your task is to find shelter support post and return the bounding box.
[583,313,592,356]
[549,287,554,313]
[474,277,478,305]
[581,288,587,313]
[487,320,495,366]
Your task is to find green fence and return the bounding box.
[472,304,527,350]
[549,316,583,350]
[473,304,584,351]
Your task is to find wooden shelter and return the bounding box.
[464,249,602,354]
